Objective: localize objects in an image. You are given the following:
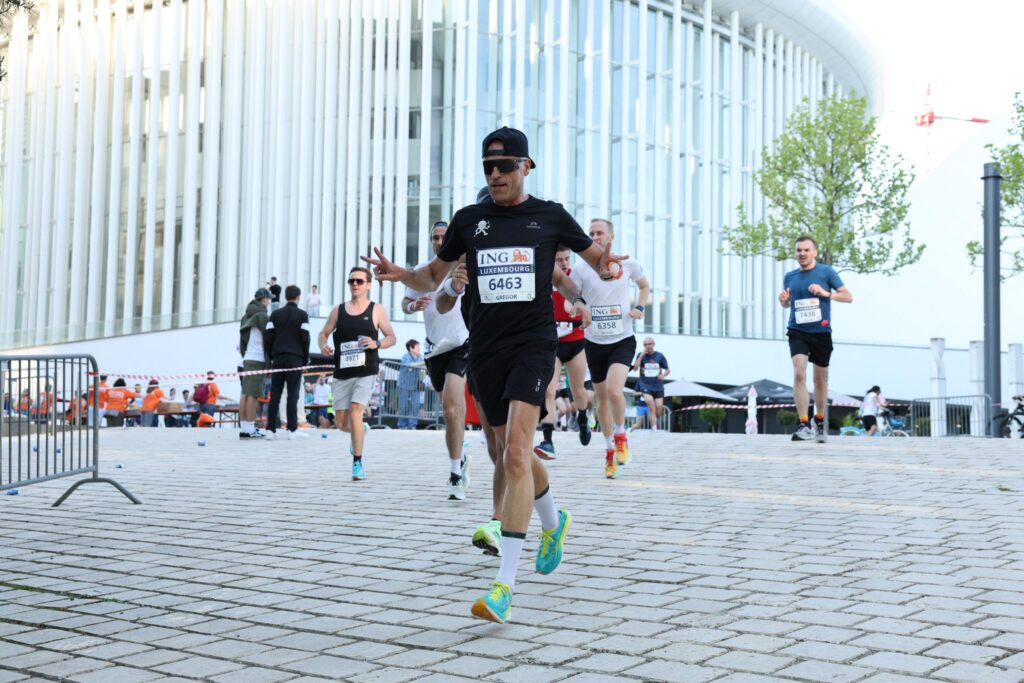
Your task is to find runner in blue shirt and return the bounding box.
[779,235,853,442]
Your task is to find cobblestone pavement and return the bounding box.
[2,428,1024,683]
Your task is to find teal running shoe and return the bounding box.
[472,519,502,556]
[352,460,365,481]
[535,509,571,575]
[470,581,512,623]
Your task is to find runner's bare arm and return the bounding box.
[361,247,451,291]
[631,275,651,319]
[318,306,338,356]
[552,267,578,301]
[374,306,398,350]
[778,287,791,307]
[435,260,467,315]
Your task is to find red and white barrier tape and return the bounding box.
[674,402,863,412]
[89,364,336,382]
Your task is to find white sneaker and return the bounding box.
[461,453,471,492]
[447,473,466,501]
[264,430,278,440]
[288,430,310,440]
[791,423,815,441]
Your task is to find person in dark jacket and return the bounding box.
[239,288,272,439]
[264,285,311,439]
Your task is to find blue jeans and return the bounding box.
[398,387,421,429]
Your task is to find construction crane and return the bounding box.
[915,84,990,128]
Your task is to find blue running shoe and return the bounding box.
[470,581,512,623]
[535,509,571,575]
[352,460,365,481]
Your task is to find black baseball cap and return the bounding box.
[481,127,536,168]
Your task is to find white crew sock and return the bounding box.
[605,435,615,449]
[495,534,525,589]
[241,421,254,434]
[533,487,559,531]
[450,458,463,476]
[614,424,626,435]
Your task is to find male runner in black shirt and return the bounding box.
[364,127,621,623]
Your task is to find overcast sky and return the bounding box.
[836,0,1024,176]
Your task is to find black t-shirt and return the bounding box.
[437,196,592,353]
[269,284,281,302]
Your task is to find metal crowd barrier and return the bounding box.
[374,359,442,429]
[909,394,991,437]
[1,354,140,506]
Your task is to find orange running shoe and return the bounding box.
[613,432,631,466]
[605,449,618,479]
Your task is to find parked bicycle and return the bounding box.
[839,410,909,437]
[995,395,1024,438]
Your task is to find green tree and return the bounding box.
[968,93,1024,277]
[725,94,922,274]
[0,1,34,82]
[698,404,727,433]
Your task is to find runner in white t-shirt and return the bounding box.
[402,220,472,501]
[569,218,650,479]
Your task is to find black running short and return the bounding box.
[425,341,469,393]
[584,380,594,392]
[555,388,571,400]
[468,339,556,427]
[640,388,665,400]
[861,415,877,430]
[584,337,637,384]
[556,339,585,364]
[787,329,833,367]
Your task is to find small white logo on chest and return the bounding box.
[475,220,490,237]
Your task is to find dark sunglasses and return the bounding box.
[482,158,521,175]
[347,278,367,285]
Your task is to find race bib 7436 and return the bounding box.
[794,297,822,324]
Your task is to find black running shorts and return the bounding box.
[584,336,637,384]
[787,329,834,367]
[468,339,557,427]
[556,339,585,364]
[425,341,469,393]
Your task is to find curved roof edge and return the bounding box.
[710,0,884,115]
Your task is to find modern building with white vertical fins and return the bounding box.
[0,0,881,350]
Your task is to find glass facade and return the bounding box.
[0,0,867,348]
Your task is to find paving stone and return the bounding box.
[776,660,873,683]
[705,651,793,674]
[930,662,1024,683]
[852,651,946,675]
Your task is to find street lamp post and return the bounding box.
[982,162,1002,435]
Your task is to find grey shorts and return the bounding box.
[240,361,268,398]
[332,376,374,411]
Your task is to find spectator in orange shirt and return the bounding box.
[88,374,109,426]
[104,379,137,428]
[16,389,31,416]
[194,371,220,420]
[140,379,165,427]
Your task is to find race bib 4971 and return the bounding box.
[477,247,536,303]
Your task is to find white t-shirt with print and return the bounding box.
[570,258,645,345]
[405,262,469,357]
